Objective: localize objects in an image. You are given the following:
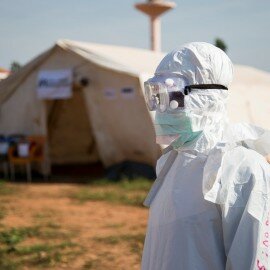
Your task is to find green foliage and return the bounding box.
[10,61,22,73]
[215,38,227,52]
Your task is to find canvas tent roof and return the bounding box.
[58,40,164,76]
[0,39,163,104]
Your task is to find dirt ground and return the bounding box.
[0,182,149,270]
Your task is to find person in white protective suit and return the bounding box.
[141,42,270,270]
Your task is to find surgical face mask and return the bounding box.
[144,75,228,113]
[154,110,203,148]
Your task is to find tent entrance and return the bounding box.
[45,86,101,175]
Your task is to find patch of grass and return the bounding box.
[103,222,125,229]
[70,178,152,207]
[0,226,40,248]
[82,251,114,270]
[94,235,120,245]
[0,207,6,220]
[33,208,58,219]
[33,212,73,239]
[119,179,152,192]
[39,229,70,239]
[28,249,63,267]
[89,178,152,191]
[33,213,69,239]
[0,226,41,270]
[71,189,146,206]
[87,178,116,186]
[16,241,76,255]
[83,259,101,269]
[17,241,80,268]
[126,234,145,256]
[93,233,145,256]
[0,255,18,270]
[0,225,82,269]
[0,180,16,196]
[39,224,74,240]
[44,222,61,229]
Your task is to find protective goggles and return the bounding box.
[144,76,228,112]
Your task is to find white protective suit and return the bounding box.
[141,42,270,270]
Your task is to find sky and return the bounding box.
[0,0,269,72]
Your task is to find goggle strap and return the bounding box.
[184,84,228,95]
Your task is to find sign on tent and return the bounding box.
[37,69,73,99]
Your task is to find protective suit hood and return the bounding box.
[155,42,234,87]
[152,42,234,153]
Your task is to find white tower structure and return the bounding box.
[135,0,176,52]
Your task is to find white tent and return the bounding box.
[0,40,269,175]
[0,40,163,175]
[228,65,270,128]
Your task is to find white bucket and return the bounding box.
[18,142,30,157]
